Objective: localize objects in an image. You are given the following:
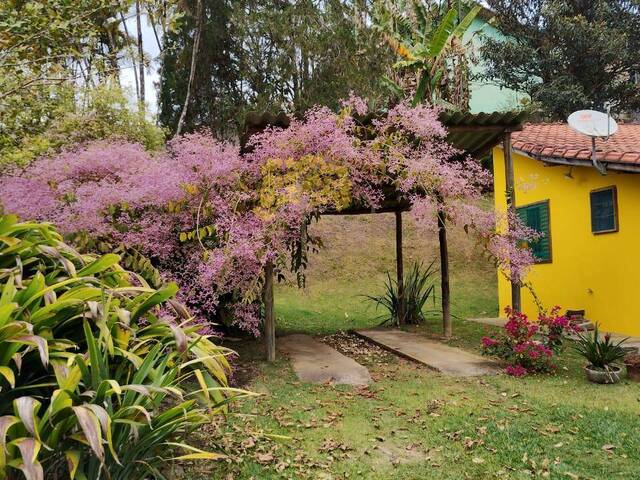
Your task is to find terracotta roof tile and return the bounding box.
[512,123,640,166]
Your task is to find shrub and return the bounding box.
[573,323,629,370]
[365,261,437,326]
[0,215,246,479]
[481,306,575,376]
[0,83,165,169]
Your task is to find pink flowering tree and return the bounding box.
[0,96,537,339]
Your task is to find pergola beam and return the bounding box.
[447,124,523,133]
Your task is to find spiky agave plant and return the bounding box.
[573,323,629,370]
[0,215,253,480]
[365,261,437,326]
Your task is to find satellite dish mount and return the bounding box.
[567,107,618,176]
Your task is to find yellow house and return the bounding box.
[493,123,640,336]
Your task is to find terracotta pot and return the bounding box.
[625,364,640,382]
[585,365,621,384]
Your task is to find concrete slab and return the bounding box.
[467,317,506,328]
[355,328,499,376]
[278,334,372,385]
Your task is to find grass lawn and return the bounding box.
[178,215,640,480]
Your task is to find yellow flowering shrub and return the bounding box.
[258,154,352,216]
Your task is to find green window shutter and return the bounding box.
[590,188,617,233]
[516,201,551,262]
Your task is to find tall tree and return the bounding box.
[159,0,393,137]
[136,0,146,107]
[482,0,640,119]
[175,0,203,135]
[159,0,241,137]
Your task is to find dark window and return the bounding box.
[517,200,551,263]
[590,187,618,234]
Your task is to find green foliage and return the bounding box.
[69,231,166,289]
[374,0,481,109]
[573,324,630,370]
[1,83,165,169]
[159,0,393,136]
[365,261,437,326]
[0,1,128,160]
[0,215,246,479]
[482,0,640,119]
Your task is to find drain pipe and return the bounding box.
[591,136,607,175]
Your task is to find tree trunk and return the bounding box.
[120,11,139,102]
[503,132,522,311]
[395,211,405,325]
[438,207,451,338]
[263,261,276,362]
[135,0,145,108]
[176,0,203,136]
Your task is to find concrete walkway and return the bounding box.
[468,317,640,350]
[355,328,499,376]
[278,334,372,385]
[467,317,506,328]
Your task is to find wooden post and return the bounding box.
[263,261,276,361]
[503,132,522,311]
[437,207,451,338]
[395,211,405,325]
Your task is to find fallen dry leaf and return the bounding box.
[255,452,274,464]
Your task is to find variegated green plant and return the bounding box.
[0,215,251,480]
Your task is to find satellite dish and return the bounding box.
[568,110,618,138]
[567,109,618,176]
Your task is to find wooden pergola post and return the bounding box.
[437,207,451,338]
[263,260,276,361]
[503,132,522,311]
[395,211,405,325]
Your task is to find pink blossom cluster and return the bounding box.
[0,95,539,335]
[504,365,528,377]
[482,306,575,377]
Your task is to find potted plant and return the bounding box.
[624,352,640,382]
[573,324,628,384]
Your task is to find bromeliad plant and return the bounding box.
[365,261,437,326]
[573,324,629,371]
[0,216,247,480]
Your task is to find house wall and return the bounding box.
[493,147,640,336]
[463,17,527,113]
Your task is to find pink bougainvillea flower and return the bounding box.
[505,365,528,377]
